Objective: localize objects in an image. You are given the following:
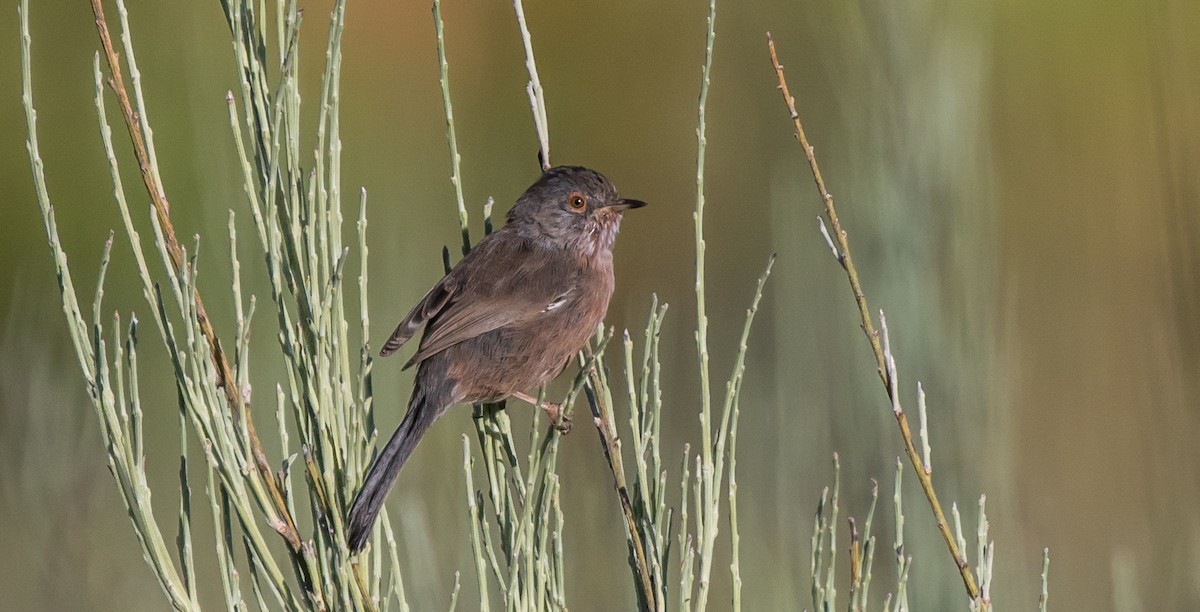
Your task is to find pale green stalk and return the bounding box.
[1039,549,1050,612]
[952,504,967,566]
[725,256,774,612]
[448,572,462,612]
[177,403,198,607]
[356,187,374,465]
[381,519,411,612]
[22,3,196,608]
[917,383,931,473]
[678,444,694,612]
[511,0,550,167]
[433,0,471,253]
[623,298,671,610]
[114,0,164,200]
[810,486,827,609]
[37,0,401,607]
[975,496,992,611]
[209,467,246,611]
[893,459,908,612]
[729,412,741,612]
[856,480,880,610]
[692,2,718,610]
[809,455,841,611]
[894,557,912,612]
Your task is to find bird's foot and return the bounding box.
[512,392,572,434]
[543,402,572,434]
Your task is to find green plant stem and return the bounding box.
[725,256,773,612]
[432,0,471,254]
[1039,548,1050,612]
[585,367,657,610]
[21,7,196,609]
[691,2,718,610]
[512,0,550,168]
[88,4,318,603]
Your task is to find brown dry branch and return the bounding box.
[89,0,322,607]
[584,367,659,611]
[848,516,862,608]
[766,32,984,606]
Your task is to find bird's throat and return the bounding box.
[573,214,622,265]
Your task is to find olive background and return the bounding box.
[1,0,1198,610]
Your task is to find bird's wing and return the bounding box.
[379,234,512,359]
[380,233,576,369]
[379,278,455,357]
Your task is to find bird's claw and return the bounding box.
[554,413,572,435]
[542,401,571,434]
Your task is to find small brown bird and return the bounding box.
[347,165,643,551]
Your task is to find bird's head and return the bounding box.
[507,165,645,259]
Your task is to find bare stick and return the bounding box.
[512,0,551,169]
[432,0,471,255]
[766,32,983,605]
[584,367,658,611]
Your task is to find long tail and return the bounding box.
[347,387,441,552]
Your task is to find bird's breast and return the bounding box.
[449,264,615,404]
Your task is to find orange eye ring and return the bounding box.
[567,192,587,212]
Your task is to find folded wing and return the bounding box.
[378,233,576,370]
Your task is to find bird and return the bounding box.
[346,165,644,552]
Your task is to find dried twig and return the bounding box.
[512,0,551,168]
[584,369,658,611]
[766,32,983,605]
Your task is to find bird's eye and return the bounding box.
[567,192,587,212]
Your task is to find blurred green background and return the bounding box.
[3,0,1199,609]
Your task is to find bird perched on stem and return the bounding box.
[346,165,644,552]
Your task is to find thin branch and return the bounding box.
[766,32,983,605]
[848,517,861,612]
[693,2,721,610]
[1039,548,1050,612]
[512,0,551,169]
[432,0,471,255]
[584,367,657,611]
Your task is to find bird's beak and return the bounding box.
[608,198,647,212]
